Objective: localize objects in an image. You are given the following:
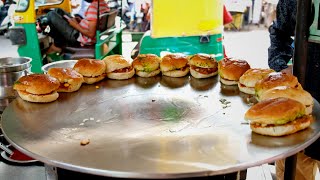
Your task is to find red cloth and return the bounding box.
[223,5,233,25]
[223,5,232,58]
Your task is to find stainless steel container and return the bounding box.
[0,57,32,99]
[41,60,78,74]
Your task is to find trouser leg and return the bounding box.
[46,10,79,47]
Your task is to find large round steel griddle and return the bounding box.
[2,76,320,179]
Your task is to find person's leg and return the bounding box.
[54,8,72,18]
[276,152,317,180]
[46,10,79,47]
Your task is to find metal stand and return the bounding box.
[293,0,311,86]
[45,164,58,180]
[283,154,297,180]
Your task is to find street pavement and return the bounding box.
[0,27,270,69]
[0,35,18,58]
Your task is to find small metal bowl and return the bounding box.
[0,57,32,73]
[41,60,78,73]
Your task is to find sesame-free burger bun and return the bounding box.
[245,97,305,125]
[73,59,106,84]
[218,58,250,85]
[250,115,311,136]
[13,74,60,103]
[47,68,84,92]
[73,59,106,77]
[245,97,310,136]
[103,55,135,80]
[17,90,59,103]
[132,54,161,77]
[160,54,189,77]
[259,86,314,115]
[255,72,302,98]
[238,68,275,94]
[189,54,218,78]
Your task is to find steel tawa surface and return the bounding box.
[2,76,320,179]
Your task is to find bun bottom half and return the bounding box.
[190,68,218,79]
[58,82,83,93]
[107,69,135,80]
[136,69,160,78]
[162,67,189,77]
[84,74,107,84]
[250,115,311,136]
[238,84,255,95]
[220,77,238,85]
[18,90,59,103]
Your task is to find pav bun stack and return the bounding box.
[13,74,60,103]
[218,58,250,85]
[160,54,189,77]
[47,68,84,92]
[188,54,218,79]
[238,68,275,94]
[258,86,314,115]
[245,97,312,136]
[255,72,302,98]
[103,55,135,80]
[132,54,161,77]
[73,59,107,84]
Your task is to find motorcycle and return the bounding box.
[0,0,16,38]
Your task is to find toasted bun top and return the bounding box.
[255,72,302,96]
[188,54,218,68]
[47,68,84,83]
[218,58,251,80]
[259,86,314,106]
[132,54,160,72]
[13,74,60,94]
[239,68,275,87]
[73,59,106,77]
[103,55,131,73]
[160,54,188,72]
[245,97,305,125]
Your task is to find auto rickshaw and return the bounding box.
[135,0,224,60]
[9,0,124,73]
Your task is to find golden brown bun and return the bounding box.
[83,73,107,84]
[238,84,255,95]
[245,97,305,125]
[107,68,135,80]
[250,115,311,136]
[188,54,218,68]
[136,69,161,77]
[17,90,59,103]
[162,67,190,77]
[103,55,132,73]
[218,58,251,81]
[132,54,161,72]
[189,54,218,79]
[258,86,314,115]
[239,68,275,88]
[220,77,238,85]
[14,74,60,95]
[47,68,84,92]
[190,68,218,78]
[255,72,302,98]
[160,54,188,72]
[73,59,106,77]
